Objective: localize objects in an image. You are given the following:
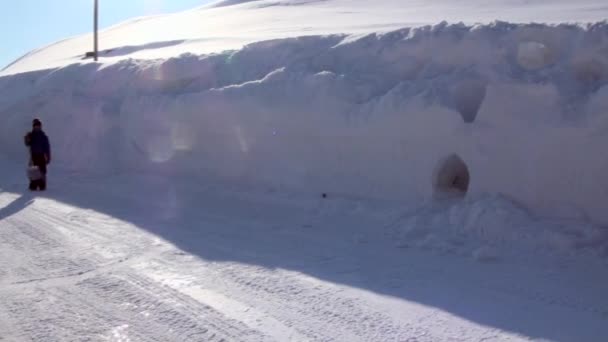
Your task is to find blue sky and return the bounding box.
[0,0,211,69]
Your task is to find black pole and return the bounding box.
[94,0,98,61]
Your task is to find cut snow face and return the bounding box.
[1,1,608,224]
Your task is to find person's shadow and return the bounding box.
[0,193,34,222]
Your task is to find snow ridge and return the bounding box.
[206,0,263,8]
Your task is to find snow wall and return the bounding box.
[1,22,608,223]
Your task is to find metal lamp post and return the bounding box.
[94,0,99,61]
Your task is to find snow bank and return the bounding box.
[1,21,608,224]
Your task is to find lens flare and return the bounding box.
[147,135,174,163]
[171,123,196,151]
[234,126,249,153]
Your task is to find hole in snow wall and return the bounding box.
[433,154,470,198]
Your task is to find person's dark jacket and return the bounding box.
[24,130,51,163]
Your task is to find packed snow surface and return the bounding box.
[1,1,608,340]
[0,158,607,342]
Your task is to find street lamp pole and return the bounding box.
[94,0,99,61]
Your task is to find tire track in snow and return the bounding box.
[139,258,442,342]
[2,248,160,289]
[0,194,273,341]
[142,266,307,342]
[1,271,272,342]
[76,272,272,342]
[0,196,165,288]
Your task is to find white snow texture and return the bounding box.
[1,1,608,230]
[2,1,608,341]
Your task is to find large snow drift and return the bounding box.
[3,0,608,75]
[1,0,608,224]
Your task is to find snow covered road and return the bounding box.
[0,173,607,342]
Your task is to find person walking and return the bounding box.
[24,118,51,191]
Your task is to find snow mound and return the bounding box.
[394,194,608,259]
